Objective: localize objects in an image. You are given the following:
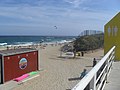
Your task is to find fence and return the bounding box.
[72,46,115,90]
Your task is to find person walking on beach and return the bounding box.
[93,58,97,67]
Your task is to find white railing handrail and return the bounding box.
[72,46,115,90]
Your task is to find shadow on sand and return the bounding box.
[49,56,81,61]
[58,56,81,59]
[68,77,82,81]
[85,65,93,67]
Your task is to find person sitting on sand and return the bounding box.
[80,69,87,79]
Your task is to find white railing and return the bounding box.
[72,46,115,90]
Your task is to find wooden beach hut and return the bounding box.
[104,12,120,60]
[0,48,39,84]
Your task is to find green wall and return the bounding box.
[104,12,120,60]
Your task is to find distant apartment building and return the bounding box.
[79,30,103,36]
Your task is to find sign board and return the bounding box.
[104,12,120,60]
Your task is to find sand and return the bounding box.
[6,45,104,90]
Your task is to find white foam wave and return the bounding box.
[0,43,7,46]
[58,40,73,44]
[8,42,34,47]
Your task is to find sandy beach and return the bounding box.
[1,45,104,90]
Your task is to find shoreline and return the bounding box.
[0,39,73,51]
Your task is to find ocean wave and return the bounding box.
[0,40,73,47]
[8,42,34,47]
[58,40,73,44]
[42,40,73,45]
[0,43,7,46]
[0,36,75,47]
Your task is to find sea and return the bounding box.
[0,36,76,47]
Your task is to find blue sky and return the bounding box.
[0,0,120,36]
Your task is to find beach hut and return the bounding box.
[0,48,39,84]
[104,12,120,60]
